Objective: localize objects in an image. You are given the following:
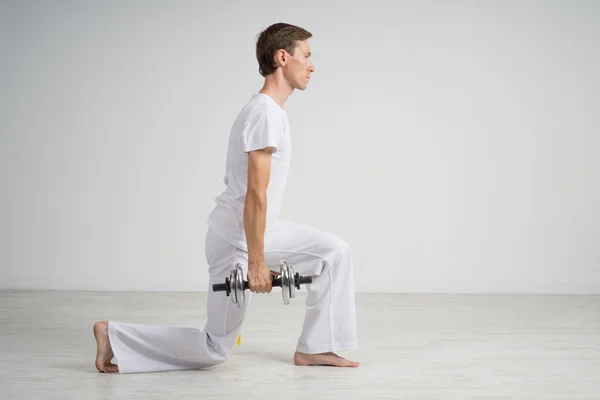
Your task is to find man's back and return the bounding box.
[207,93,292,250]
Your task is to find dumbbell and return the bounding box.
[212,261,312,308]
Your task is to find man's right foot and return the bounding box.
[293,351,359,367]
[93,321,118,373]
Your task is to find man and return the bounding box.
[93,22,359,374]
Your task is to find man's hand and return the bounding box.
[247,264,279,294]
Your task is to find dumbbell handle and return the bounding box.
[212,275,312,292]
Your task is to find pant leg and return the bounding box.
[263,220,358,354]
[202,229,254,359]
[107,227,250,374]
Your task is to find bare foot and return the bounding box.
[93,321,118,373]
[293,351,359,367]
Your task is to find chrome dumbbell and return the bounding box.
[212,261,312,308]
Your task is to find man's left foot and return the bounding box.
[293,351,359,367]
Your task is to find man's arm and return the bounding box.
[244,147,274,290]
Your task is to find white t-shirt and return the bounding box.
[207,93,292,250]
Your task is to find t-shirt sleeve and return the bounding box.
[241,111,283,153]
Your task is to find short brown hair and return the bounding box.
[256,23,312,77]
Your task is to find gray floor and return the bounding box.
[1,291,599,399]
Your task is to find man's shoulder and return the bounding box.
[240,96,285,125]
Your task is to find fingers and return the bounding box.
[249,277,260,293]
[248,268,274,294]
[254,276,272,293]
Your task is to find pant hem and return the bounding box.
[107,321,127,374]
[295,342,358,354]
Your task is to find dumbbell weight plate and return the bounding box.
[280,261,296,305]
[288,264,296,300]
[232,263,245,308]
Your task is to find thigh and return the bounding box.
[205,227,247,278]
[264,220,348,276]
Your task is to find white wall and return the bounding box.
[1,0,598,294]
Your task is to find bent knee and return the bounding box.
[338,238,350,251]
[321,233,349,255]
[321,236,350,263]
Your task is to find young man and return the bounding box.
[93,23,359,374]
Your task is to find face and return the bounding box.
[278,40,316,90]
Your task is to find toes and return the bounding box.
[293,352,359,368]
[105,363,118,373]
[344,360,359,367]
[96,360,119,373]
[334,355,359,368]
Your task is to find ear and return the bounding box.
[275,49,288,67]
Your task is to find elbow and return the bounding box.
[245,188,267,204]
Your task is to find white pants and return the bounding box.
[107,219,358,374]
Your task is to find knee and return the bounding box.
[342,238,351,250]
[334,236,350,253]
[322,234,349,256]
[210,344,235,365]
[323,236,351,267]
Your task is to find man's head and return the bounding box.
[256,23,316,90]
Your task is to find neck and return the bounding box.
[258,73,294,110]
